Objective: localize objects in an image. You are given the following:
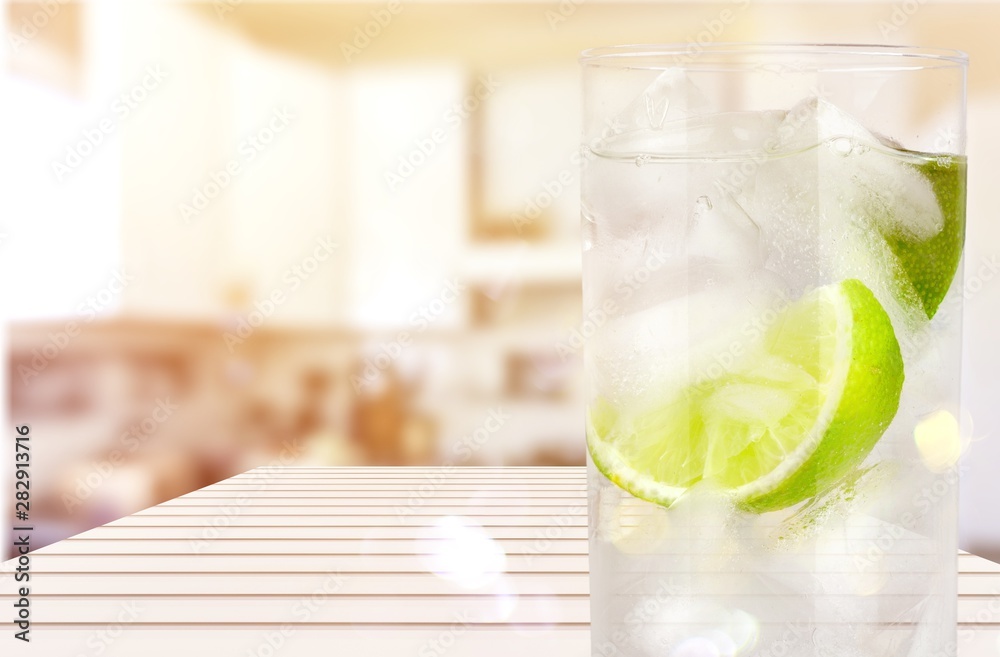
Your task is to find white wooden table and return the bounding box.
[3,467,999,656]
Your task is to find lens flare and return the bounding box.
[421,516,506,590]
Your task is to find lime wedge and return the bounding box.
[757,98,966,321]
[882,157,966,318]
[587,279,904,513]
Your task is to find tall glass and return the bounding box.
[580,45,967,656]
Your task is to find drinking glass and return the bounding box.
[581,44,967,657]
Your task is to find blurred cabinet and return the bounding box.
[345,66,468,330]
[119,4,348,324]
[120,4,230,319]
[117,4,470,329]
[223,41,347,326]
[476,65,580,245]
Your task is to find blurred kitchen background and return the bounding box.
[1,1,998,560]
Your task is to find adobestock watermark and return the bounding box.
[958,588,1000,646]
[712,88,832,199]
[592,578,684,657]
[289,571,347,621]
[71,601,143,657]
[340,0,404,63]
[753,621,820,657]
[690,285,800,390]
[751,587,1000,657]
[190,442,303,553]
[855,459,968,573]
[180,107,294,223]
[61,397,180,513]
[961,254,999,299]
[394,407,510,521]
[519,504,585,566]
[877,0,929,38]
[449,406,510,463]
[351,277,465,392]
[511,148,594,235]
[898,253,999,356]
[242,570,346,657]
[671,0,751,64]
[6,0,70,51]
[223,235,338,352]
[385,75,500,191]
[778,586,1000,657]
[512,114,624,235]
[553,248,672,362]
[907,591,1000,657]
[416,611,473,657]
[17,269,134,385]
[51,65,168,182]
[545,0,586,30]
[510,168,574,235]
[213,0,244,20]
[243,627,295,657]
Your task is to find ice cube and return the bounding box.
[749,97,937,354]
[765,97,944,241]
[599,72,778,161]
[687,193,765,271]
[609,69,710,136]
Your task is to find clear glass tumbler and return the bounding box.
[581,44,967,657]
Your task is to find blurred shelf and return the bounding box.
[8,318,581,352]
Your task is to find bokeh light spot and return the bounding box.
[914,410,961,472]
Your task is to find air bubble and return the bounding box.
[830,137,853,156]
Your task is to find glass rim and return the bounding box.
[579,43,968,70]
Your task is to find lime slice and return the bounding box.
[881,157,966,318]
[587,279,904,513]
